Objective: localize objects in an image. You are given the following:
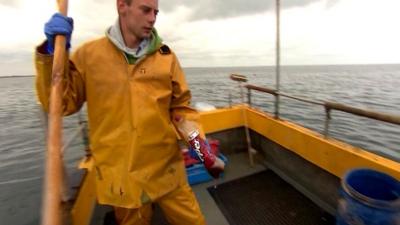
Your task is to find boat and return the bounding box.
[41,1,400,225]
[58,81,398,225]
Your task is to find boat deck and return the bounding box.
[94,152,335,225]
[192,152,266,225]
[148,152,265,225]
[190,152,333,225]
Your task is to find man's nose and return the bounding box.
[148,10,157,24]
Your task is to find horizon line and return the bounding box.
[1,63,400,77]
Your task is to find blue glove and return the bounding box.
[44,13,73,54]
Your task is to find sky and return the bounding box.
[0,0,400,76]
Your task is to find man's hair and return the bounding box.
[125,0,133,5]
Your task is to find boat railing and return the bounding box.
[230,74,400,137]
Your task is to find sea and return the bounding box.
[1,64,400,224]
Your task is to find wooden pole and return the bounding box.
[41,1,69,225]
[230,75,256,166]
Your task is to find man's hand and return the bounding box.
[44,13,73,54]
[211,157,225,170]
[208,156,225,178]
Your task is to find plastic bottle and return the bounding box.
[173,115,225,178]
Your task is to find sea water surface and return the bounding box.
[0,64,399,224]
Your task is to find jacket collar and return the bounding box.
[106,19,162,58]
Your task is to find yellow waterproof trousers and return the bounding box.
[114,184,206,225]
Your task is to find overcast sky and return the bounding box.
[0,0,399,76]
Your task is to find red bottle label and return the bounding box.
[188,130,216,169]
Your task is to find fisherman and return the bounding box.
[35,0,224,224]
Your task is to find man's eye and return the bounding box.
[142,8,151,13]
[140,6,158,16]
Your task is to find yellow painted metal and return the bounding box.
[199,105,244,133]
[200,105,400,180]
[71,157,97,225]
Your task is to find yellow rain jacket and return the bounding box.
[35,33,199,208]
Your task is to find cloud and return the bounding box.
[325,0,340,8]
[0,0,20,7]
[160,0,332,20]
[0,0,399,76]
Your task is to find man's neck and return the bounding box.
[119,20,142,49]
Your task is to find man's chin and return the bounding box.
[142,30,152,38]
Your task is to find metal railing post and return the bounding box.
[275,0,281,119]
[228,91,232,108]
[247,88,252,107]
[275,94,280,119]
[324,106,331,137]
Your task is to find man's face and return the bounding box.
[119,0,159,40]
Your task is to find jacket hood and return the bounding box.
[106,20,162,59]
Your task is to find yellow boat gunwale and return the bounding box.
[200,105,400,180]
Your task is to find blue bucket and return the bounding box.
[337,168,400,225]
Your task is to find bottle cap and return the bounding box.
[188,130,199,141]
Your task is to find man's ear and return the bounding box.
[116,0,127,15]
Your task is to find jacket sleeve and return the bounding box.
[169,53,206,137]
[35,41,86,116]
